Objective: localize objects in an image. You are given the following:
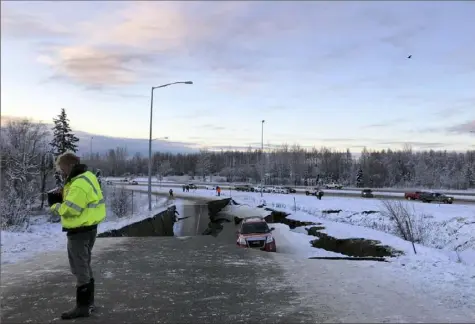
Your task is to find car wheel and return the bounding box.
[305,192,309,196]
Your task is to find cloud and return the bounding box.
[376,141,457,149]
[5,1,427,89]
[363,118,407,128]
[446,120,475,135]
[39,45,158,88]
[0,6,71,39]
[197,124,226,131]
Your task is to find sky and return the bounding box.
[1,1,475,153]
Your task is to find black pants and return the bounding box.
[67,230,97,287]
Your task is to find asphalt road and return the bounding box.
[119,184,475,205]
[109,179,475,197]
[1,231,319,323]
[2,223,474,322]
[175,202,211,237]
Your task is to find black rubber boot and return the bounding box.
[89,278,96,312]
[61,284,91,320]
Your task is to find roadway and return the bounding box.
[108,178,475,197]
[2,224,473,322]
[113,182,475,205]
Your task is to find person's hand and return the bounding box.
[52,187,63,194]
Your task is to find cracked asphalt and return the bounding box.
[2,203,473,323]
[1,228,323,323]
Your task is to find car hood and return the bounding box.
[240,233,270,240]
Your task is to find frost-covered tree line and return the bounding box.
[0,109,79,229]
[85,144,475,190]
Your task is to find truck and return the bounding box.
[419,192,454,204]
[404,191,427,201]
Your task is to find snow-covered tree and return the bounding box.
[0,119,49,229]
[196,149,212,181]
[158,160,173,179]
[356,168,363,188]
[50,108,79,156]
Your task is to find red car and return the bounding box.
[236,217,277,252]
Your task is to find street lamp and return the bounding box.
[261,119,265,197]
[148,81,193,211]
[89,136,94,159]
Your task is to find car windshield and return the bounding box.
[241,222,270,234]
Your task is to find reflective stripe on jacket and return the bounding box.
[50,171,106,229]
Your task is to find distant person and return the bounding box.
[49,152,106,319]
[95,170,102,188]
[216,186,221,197]
[317,190,324,200]
[169,189,174,197]
[182,185,185,192]
[186,185,190,192]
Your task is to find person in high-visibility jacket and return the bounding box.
[50,152,106,320]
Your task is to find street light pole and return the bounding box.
[261,119,265,197]
[89,136,93,159]
[148,81,193,211]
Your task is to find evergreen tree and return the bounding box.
[49,108,79,156]
[356,168,363,188]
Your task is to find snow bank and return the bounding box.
[1,196,173,265]
[270,212,475,310]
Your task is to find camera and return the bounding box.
[47,188,63,207]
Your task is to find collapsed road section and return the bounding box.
[97,198,233,238]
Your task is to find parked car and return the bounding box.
[188,183,198,190]
[253,186,272,193]
[361,189,374,198]
[106,180,113,185]
[324,183,343,189]
[128,180,138,185]
[404,191,427,200]
[419,192,454,204]
[272,186,289,194]
[234,185,254,192]
[120,178,129,182]
[283,186,297,193]
[305,187,321,196]
[236,217,276,252]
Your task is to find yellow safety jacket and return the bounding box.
[50,170,106,231]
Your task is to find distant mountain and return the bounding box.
[73,129,199,156]
[1,115,199,156]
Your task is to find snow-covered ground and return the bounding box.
[1,194,173,265]
[135,185,475,307]
[216,192,475,310]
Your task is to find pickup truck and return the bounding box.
[419,192,454,204]
[234,185,254,192]
[324,183,343,189]
[404,191,427,200]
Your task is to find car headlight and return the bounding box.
[266,235,274,243]
[238,237,246,245]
